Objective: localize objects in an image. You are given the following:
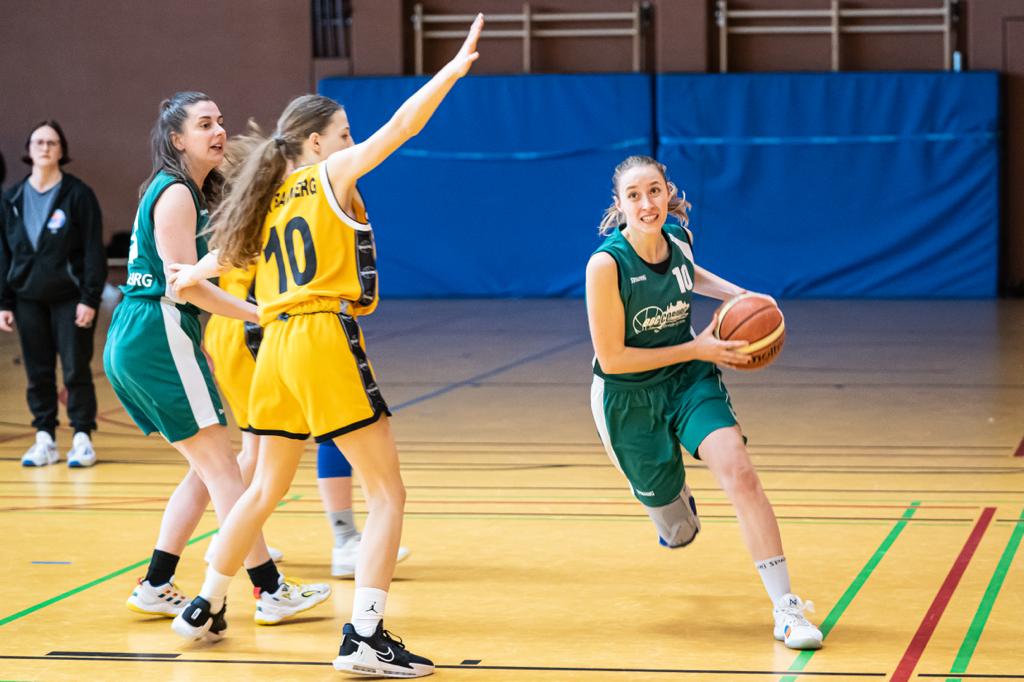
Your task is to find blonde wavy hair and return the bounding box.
[598,155,691,236]
[208,94,343,267]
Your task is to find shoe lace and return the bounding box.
[780,597,815,626]
[380,629,408,651]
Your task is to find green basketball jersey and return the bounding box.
[121,171,209,316]
[592,223,698,388]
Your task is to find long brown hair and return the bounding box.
[598,155,691,235]
[209,94,343,267]
[140,92,225,207]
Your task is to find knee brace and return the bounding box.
[647,483,701,549]
[317,440,353,478]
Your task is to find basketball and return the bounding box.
[713,293,785,370]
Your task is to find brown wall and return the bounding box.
[0,0,312,244]
[968,0,1024,293]
[2,0,1016,294]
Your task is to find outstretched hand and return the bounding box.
[447,13,483,78]
[692,315,752,369]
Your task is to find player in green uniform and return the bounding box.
[104,92,329,630]
[586,155,823,650]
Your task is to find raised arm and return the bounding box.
[153,185,257,323]
[587,253,750,373]
[325,13,483,194]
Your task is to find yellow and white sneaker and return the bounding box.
[773,593,823,650]
[126,577,189,617]
[254,577,331,625]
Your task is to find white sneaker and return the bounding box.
[331,534,411,578]
[205,533,283,563]
[773,593,823,650]
[253,577,331,625]
[67,432,96,468]
[21,431,58,467]
[126,576,190,617]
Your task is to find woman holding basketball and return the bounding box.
[585,155,823,650]
[167,15,484,677]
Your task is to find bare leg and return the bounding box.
[153,467,209,555]
[208,435,306,576]
[332,418,405,591]
[170,424,272,569]
[697,426,783,561]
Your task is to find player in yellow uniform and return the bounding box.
[168,15,484,677]
[203,264,410,572]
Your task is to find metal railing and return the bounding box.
[715,0,956,72]
[412,3,647,75]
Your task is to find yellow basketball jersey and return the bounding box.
[217,263,256,301]
[254,162,378,326]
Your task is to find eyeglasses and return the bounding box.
[31,140,60,148]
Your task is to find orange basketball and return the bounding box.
[713,293,785,371]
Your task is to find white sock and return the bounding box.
[199,566,234,613]
[755,554,791,606]
[351,587,387,637]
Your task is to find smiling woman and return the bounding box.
[101,91,330,634]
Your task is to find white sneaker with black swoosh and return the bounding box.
[253,576,331,625]
[333,621,434,678]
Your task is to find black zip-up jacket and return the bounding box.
[0,173,106,310]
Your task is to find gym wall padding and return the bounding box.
[318,74,654,297]
[657,72,1000,298]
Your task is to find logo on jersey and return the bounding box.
[631,300,689,334]
[630,274,647,284]
[126,272,155,287]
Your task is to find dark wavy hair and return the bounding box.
[22,120,71,166]
[139,91,225,207]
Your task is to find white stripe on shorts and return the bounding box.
[590,375,627,477]
[160,301,220,432]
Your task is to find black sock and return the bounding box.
[246,559,281,595]
[145,549,180,586]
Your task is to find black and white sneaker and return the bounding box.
[333,622,434,678]
[171,596,228,642]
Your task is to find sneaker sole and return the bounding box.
[782,636,822,650]
[253,590,331,626]
[68,460,96,468]
[126,600,181,618]
[333,656,434,678]
[171,615,221,642]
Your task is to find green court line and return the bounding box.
[779,501,921,682]
[945,506,1024,682]
[0,494,301,627]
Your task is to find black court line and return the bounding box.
[4,654,887,676]
[48,651,179,659]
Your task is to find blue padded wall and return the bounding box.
[319,74,653,297]
[657,72,1000,298]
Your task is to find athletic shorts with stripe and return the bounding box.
[248,298,390,442]
[104,297,226,443]
[591,360,739,507]
[204,314,257,431]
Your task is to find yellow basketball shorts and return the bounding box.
[248,302,390,441]
[204,314,256,430]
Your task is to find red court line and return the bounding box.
[889,506,996,682]
[1014,434,1024,457]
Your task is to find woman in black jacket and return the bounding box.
[0,120,106,467]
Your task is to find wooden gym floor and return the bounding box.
[1,298,1022,681]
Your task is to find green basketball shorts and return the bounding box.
[591,361,739,507]
[103,297,226,443]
